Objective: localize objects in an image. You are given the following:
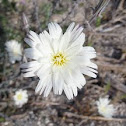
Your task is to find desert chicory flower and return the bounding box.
[21,22,97,99]
[96,96,116,118]
[5,40,22,64]
[13,89,28,107]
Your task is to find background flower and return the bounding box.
[13,89,28,108]
[96,96,116,118]
[5,40,22,64]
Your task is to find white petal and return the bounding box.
[44,77,52,97]
[52,68,64,95]
[25,31,41,48]
[63,63,86,89]
[21,65,39,72]
[83,46,95,52]
[36,43,47,55]
[22,64,40,77]
[64,84,73,100]
[28,31,41,44]
[61,67,84,98]
[72,55,97,69]
[71,27,83,42]
[24,38,36,48]
[39,82,47,95]
[37,57,50,64]
[52,71,59,94]
[65,45,82,57]
[71,24,79,33]
[39,32,53,54]
[20,61,40,68]
[69,33,85,48]
[71,68,86,88]
[36,64,51,78]
[80,66,97,78]
[72,55,89,65]
[88,67,98,73]
[36,74,52,97]
[35,76,48,94]
[48,22,62,39]
[59,31,71,51]
[88,62,98,69]
[71,85,77,97]
[66,22,75,32]
[58,79,64,95]
[25,48,42,60]
[79,47,96,58]
[23,71,36,77]
[21,61,41,77]
[43,30,51,41]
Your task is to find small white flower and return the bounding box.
[21,22,98,99]
[96,96,116,118]
[13,89,28,107]
[5,40,22,64]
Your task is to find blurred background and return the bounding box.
[0,0,126,126]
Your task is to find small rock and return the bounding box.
[69,123,74,126]
[112,48,122,59]
[45,118,50,124]
[48,123,54,126]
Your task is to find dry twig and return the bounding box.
[89,0,110,24]
[64,112,126,122]
[33,0,42,32]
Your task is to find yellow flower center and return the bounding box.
[17,94,23,100]
[100,106,106,113]
[13,49,19,56]
[52,52,67,66]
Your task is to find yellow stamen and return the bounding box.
[17,94,23,100]
[101,106,106,112]
[52,52,67,66]
[13,49,19,56]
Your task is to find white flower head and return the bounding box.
[96,96,116,118]
[5,40,22,64]
[21,22,98,99]
[13,89,28,108]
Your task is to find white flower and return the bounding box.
[96,96,116,118]
[13,89,28,107]
[21,22,97,99]
[5,40,22,64]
